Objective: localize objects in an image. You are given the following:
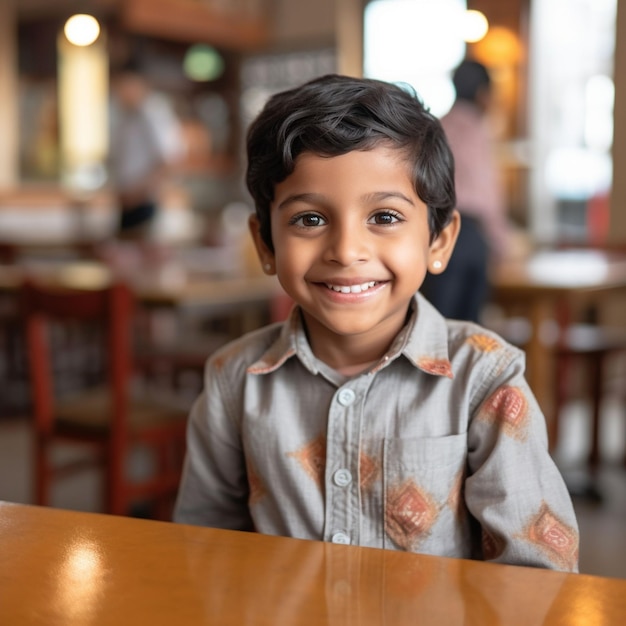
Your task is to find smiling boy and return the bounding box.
[174,75,579,571]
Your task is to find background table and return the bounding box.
[491,249,626,416]
[0,258,282,338]
[1,502,625,625]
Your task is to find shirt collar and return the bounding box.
[247,307,319,375]
[248,292,453,379]
[400,293,454,378]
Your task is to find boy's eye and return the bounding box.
[369,211,402,225]
[290,213,326,227]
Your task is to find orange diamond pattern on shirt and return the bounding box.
[359,452,379,491]
[524,502,579,571]
[248,347,296,374]
[288,435,326,490]
[417,357,453,378]
[446,468,465,517]
[467,333,502,353]
[478,385,530,440]
[385,479,439,550]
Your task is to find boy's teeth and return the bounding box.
[326,281,376,294]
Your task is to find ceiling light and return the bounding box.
[463,10,489,43]
[64,14,101,47]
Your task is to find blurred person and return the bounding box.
[421,59,510,323]
[108,61,185,240]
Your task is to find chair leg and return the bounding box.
[151,441,183,521]
[106,444,128,516]
[550,352,573,453]
[587,352,604,469]
[35,438,51,507]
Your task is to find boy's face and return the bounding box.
[250,146,459,358]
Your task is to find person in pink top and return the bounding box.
[421,59,510,322]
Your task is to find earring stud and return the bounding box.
[433,260,442,270]
[264,263,272,272]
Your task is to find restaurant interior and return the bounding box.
[1,0,626,583]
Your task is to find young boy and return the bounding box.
[174,74,579,572]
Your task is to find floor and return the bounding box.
[550,396,626,580]
[0,395,624,579]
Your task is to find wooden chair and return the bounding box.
[20,279,189,519]
[488,313,626,469]
[0,291,27,416]
[553,323,626,469]
[549,242,626,468]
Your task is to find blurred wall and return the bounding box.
[610,0,626,243]
[3,0,626,246]
[0,0,18,187]
[270,0,335,47]
[270,0,362,77]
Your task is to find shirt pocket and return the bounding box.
[383,434,467,552]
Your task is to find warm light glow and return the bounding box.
[64,14,101,47]
[472,26,523,65]
[56,539,105,620]
[58,263,112,289]
[58,29,108,190]
[463,10,489,43]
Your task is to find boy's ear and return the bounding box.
[248,213,276,275]
[428,210,461,274]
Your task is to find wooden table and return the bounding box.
[491,249,626,417]
[0,260,280,306]
[1,502,625,625]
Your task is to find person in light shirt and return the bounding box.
[174,74,578,572]
[421,59,510,323]
[109,61,184,239]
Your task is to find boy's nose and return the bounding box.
[324,224,369,265]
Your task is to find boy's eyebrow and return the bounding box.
[276,190,416,210]
[276,193,325,210]
[362,191,416,206]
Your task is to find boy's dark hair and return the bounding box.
[452,60,491,104]
[245,74,456,252]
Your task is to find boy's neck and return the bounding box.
[311,336,385,376]
[333,359,380,377]
[302,310,411,377]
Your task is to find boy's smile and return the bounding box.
[250,145,458,372]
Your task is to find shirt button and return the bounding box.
[331,532,351,545]
[337,388,356,406]
[333,468,352,487]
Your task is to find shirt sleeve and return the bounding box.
[173,362,254,530]
[464,351,580,572]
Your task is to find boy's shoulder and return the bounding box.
[444,318,525,363]
[206,321,286,376]
[434,319,528,404]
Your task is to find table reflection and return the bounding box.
[56,538,106,622]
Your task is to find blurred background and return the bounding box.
[1,0,626,579]
[0,0,623,247]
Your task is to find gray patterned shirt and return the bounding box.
[174,294,579,572]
